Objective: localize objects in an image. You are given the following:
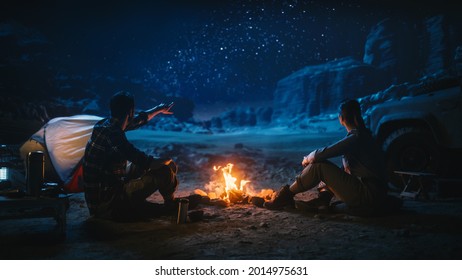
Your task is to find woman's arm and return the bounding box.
[302,131,358,166]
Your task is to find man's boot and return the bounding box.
[264,185,295,210]
[160,191,176,214]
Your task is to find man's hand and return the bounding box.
[146,102,174,122]
[302,151,316,167]
[156,102,174,115]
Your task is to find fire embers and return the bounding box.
[194,163,274,207]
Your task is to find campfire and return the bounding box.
[194,163,274,207]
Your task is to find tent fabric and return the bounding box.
[21,115,102,187]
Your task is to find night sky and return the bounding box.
[0,0,458,112]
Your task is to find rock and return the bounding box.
[314,214,327,220]
[455,45,462,76]
[250,196,265,208]
[364,16,458,83]
[363,18,418,83]
[234,143,244,149]
[272,57,388,121]
[259,222,269,228]
[273,15,462,124]
[247,225,258,230]
[210,198,230,208]
[194,189,208,197]
[199,195,211,205]
[188,210,204,222]
[228,189,244,204]
[209,106,275,131]
[255,107,273,125]
[394,228,410,237]
[82,98,101,114]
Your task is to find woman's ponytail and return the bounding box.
[339,99,366,130]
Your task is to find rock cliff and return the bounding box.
[272,15,462,121]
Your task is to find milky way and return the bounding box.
[142,1,376,104]
[0,0,452,105]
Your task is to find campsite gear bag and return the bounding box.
[27,151,44,196]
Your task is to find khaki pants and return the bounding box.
[123,164,177,206]
[291,160,384,208]
[89,163,178,221]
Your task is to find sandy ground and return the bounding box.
[1,128,462,260]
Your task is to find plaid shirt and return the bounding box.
[83,113,152,214]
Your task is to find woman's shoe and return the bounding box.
[264,185,295,210]
[294,198,330,213]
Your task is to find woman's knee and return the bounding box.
[301,161,332,176]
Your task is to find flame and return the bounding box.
[196,162,274,206]
[213,163,249,202]
[213,163,250,201]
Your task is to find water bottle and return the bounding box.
[27,151,44,197]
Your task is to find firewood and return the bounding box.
[228,189,244,203]
[210,198,230,207]
[250,196,265,208]
[194,189,208,197]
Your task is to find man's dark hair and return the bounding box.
[110,91,135,119]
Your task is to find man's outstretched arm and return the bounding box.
[145,102,174,122]
[125,102,174,131]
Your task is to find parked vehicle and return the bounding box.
[364,78,462,187]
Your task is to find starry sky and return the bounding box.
[0,0,457,109]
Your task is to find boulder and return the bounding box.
[272,57,387,121]
[363,16,459,83]
[363,18,419,83]
[273,15,462,122]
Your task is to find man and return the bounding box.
[265,99,396,216]
[83,91,177,221]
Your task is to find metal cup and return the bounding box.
[176,198,189,224]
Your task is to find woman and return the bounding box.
[265,99,391,215]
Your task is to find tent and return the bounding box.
[20,115,103,193]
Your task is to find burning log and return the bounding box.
[194,189,208,197]
[200,195,211,205]
[195,162,275,207]
[249,196,265,208]
[210,198,230,208]
[191,190,230,207]
[228,189,244,203]
[256,189,274,200]
[241,194,251,204]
